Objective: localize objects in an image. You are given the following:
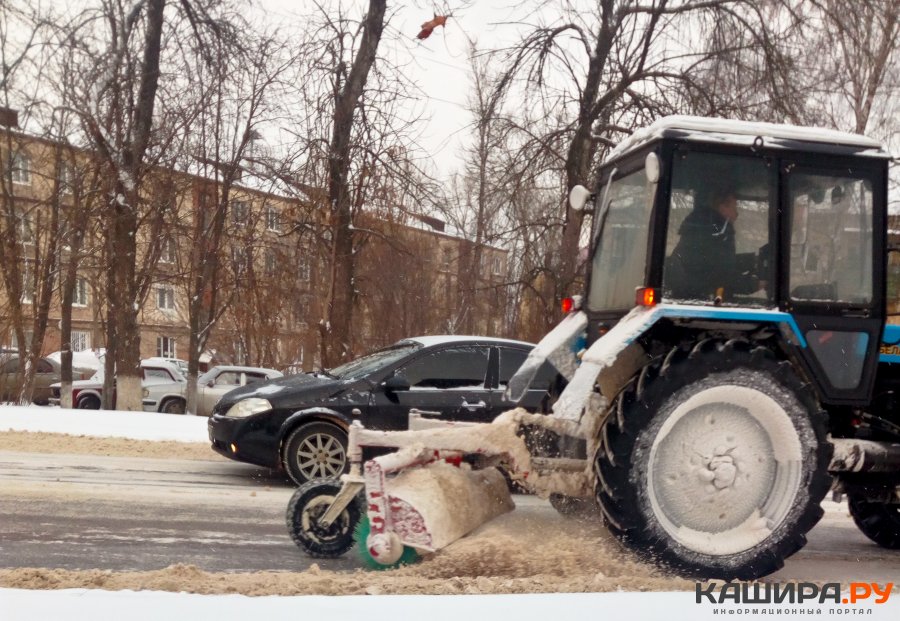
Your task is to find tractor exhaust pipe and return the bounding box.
[829,438,900,473]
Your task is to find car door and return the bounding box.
[0,357,17,401]
[32,358,58,403]
[199,370,242,416]
[369,345,493,428]
[491,346,557,416]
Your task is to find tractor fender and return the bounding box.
[505,310,589,403]
[550,303,808,422]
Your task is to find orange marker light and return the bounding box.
[561,297,575,314]
[636,287,657,307]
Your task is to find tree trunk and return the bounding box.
[322,0,387,367]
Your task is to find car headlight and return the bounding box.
[142,388,149,398]
[224,398,272,418]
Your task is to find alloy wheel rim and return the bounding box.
[295,433,346,479]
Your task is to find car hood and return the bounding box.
[214,373,355,412]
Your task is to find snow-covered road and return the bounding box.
[1,405,898,620]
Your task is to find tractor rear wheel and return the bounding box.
[848,492,900,549]
[595,341,832,580]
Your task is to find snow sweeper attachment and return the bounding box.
[286,418,526,567]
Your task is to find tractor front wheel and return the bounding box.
[595,341,832,580]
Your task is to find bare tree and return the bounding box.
[489,0,757,308]
[178,28,289,414]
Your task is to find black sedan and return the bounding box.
[208,336,557,485]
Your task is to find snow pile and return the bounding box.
[46,350,104,371]
[0,405,208,443]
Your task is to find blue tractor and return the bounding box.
[522,115,899,578]
[286,117,898,580]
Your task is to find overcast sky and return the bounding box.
[255,0,528,179]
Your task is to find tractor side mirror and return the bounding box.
[382,375,411,392]
[568,185,593,212]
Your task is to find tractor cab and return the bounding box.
[582,116,891,406]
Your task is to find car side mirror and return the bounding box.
[382,375,410,392]
[206,380,215,388]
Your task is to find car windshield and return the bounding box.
[197,369,218,385]
[328,343,422,380]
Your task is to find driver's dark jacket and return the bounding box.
[665,206,757,300]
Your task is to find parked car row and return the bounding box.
[0,354,97,405]
[46,359,282,416]
[208,335,557,485]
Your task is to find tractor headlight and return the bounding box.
[225,398,272,418]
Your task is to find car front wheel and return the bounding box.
[161,398,186,414]
[77,395,101,410]
[283,422,348,485]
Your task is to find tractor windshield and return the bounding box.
[587,167,655,312]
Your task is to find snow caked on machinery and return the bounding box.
[286,117,900,579]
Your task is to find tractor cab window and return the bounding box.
[663,152,773,306]
[788,174,874,305]
[587,167,654,312]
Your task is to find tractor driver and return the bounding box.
[666,187,766,301]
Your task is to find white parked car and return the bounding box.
[50,359,187,412]
[195,366,283,417]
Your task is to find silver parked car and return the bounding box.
[194,366,283,417]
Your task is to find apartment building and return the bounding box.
[0,126,509,371]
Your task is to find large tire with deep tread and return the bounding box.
[848,493,900,549]
[595,340,832,580]
[286,479,362,558]
[282,422,348,485]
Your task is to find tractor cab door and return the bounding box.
[782,163,885,405]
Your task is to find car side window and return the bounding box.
[36,359,53,373]
[214,371,241,386]
[397,346,489,389]
[244,373,266,385]
[2,359,19,373]
[144,367,172,381]
[497,348,557,391]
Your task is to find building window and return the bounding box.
[293,296,310,326]
[157,285,175,310]
[231,200,249,225]
[265,249,277,276]
[265,205,281,232]
[233,339,246,365]
[58,164,73,194]
[492,256,503,276]
[233,246,251,275]
[157,335,176,358]
[160,237,177,264]
[441,247,452,270]
[73,277,88,306]
[10,152,31,185]
[20,262,34,304]
[298,253,311,282]
[16,213,34,244]
[71,331,90,352]
[10,330,34,350]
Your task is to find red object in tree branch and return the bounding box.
[417,14,448,40]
